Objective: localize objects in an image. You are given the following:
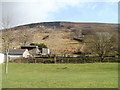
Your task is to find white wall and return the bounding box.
[23,49,30,58]
[9,55,22,60]
[42,48,50,55]
[0,53,5,63]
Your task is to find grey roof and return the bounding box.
[8,49,26,55]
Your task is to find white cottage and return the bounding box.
[8,49,30,60]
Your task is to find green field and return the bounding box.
[2,63,118,88]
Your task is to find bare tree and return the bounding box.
[85,30,118,61]
[2,16,12,29]
[1,16,14,74]
[1,16,14,52]
[2,30,15,51]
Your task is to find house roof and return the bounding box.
[21,46,37,48]
[8,49,26,55]
[21,46,37,50]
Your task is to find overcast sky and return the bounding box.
[0,0,118,27]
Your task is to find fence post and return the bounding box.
[67,58,69,64]
[35,59,37,63]
[54,55,57,64]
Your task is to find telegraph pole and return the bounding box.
[5,49,9,74]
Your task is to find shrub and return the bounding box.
[30,43,47,49]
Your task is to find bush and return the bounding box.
[30,43,47,49]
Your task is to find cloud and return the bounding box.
[2,0,83,26]
[1,0,118,26]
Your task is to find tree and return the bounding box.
[85,30,118,61]
[1,16,14,52]
[1,15,14,74]
[2,30,15,52]
[1,16,12,29]
[30,43,47,49]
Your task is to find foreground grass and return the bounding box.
[2,63,118,88]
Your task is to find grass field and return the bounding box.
[2,63,118,88]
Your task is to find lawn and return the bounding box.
[1,63,118,88]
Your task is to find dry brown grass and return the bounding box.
[32,30,82,54]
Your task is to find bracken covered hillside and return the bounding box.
[1,22,118,54]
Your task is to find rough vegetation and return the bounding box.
[1,22,118,55]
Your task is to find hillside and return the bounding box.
[1,22,118,54]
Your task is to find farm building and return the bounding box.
[1,46,51,62]
[42,48,50,55]
[21,46,50,56]
[8,49,30,60]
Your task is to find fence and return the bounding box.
[11,55,119,63]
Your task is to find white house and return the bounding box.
[0,53,5,63]
[8,49,30,60]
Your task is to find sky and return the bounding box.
[0,0,119,27]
